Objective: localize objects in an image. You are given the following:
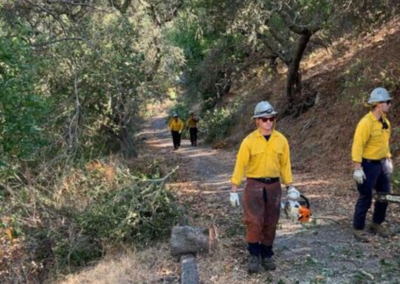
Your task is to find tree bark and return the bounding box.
[286,32,312,107]
[170,226,209,257]
[119,126,137,159]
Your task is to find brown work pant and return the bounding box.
[243,179,282,245]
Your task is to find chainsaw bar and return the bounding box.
[374,193,400,203]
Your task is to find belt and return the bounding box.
[247,177,280,184]
[362,158,384,164]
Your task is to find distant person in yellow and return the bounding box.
[230,101,298,274]
[187,111,199,146]
[351,87,393,242]
[168,113,184,150]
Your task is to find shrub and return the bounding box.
[200,100,240,144]
[0,159,181,281]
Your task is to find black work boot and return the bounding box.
[248,255,260,274]
[261,257,277,271]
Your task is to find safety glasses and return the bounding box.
[379,100,392,105]
[259,116,276,122]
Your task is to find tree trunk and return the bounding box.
[119,126,137,159]
[286,32,312,107]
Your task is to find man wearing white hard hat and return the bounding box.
[230,101,298,273]
[351,87,393,242]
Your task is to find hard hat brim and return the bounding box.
[367,98,393,104]
[252,112,278,119]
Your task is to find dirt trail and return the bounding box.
[144,115,400,284]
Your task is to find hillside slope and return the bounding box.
[227,18,400,177]
[56,19,400,284]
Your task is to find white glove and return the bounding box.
[287,185,300,200]
[387,159,393,174]
[353,168,366,184]
[230,192,240,207]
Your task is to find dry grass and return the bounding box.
[57,245,179,284]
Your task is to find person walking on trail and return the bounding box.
[187,111,199,146]
[168,113,184,150]
[229,101,299,274]
[352,87,394,242]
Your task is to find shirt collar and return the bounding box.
[368,111,387,121]
[255,129,276,138]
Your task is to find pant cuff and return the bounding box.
[260,244,274,258]
[247,242,260,256]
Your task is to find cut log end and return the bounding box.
[170,226,215,257]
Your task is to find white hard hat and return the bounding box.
[252,101,277,118]
[173,112,178,117]
[367,87,392,104]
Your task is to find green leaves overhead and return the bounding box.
[1,1,187,159]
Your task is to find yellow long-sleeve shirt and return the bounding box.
[187,117,198,128]
[169,118,184,132]
[231,129,293,186]
[352,112,391,163]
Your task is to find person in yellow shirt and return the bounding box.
[168,113,184,150]
[351,87,394,242]
[187,111,199,146]
[230,101,298,273]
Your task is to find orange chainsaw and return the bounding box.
[282,194,311,222]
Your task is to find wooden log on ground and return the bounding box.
[170,226,209,257]
[180,254,199,284]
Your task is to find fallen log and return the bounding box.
[170,225,218,284]
[170,226,209,257]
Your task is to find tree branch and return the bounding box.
[257,33,290,65]
[109,0,132,14]
[278,8,321,35]
[30,37,85,47]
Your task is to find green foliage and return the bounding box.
[0,2,186,160]
[168,2,248,109]
[2,160,181,270]
[167,19,209,68]
[200,100,240,143]
[167,102,191,123]
[76,182,179,245]
[0,33,49,162]
[392,166,400,193]
[331,1,400,35]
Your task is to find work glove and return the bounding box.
[387,159,393,174]
[286,185,300,200]
[353,168,366,184]
[178,131,182,134]
[230,192,240,207]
